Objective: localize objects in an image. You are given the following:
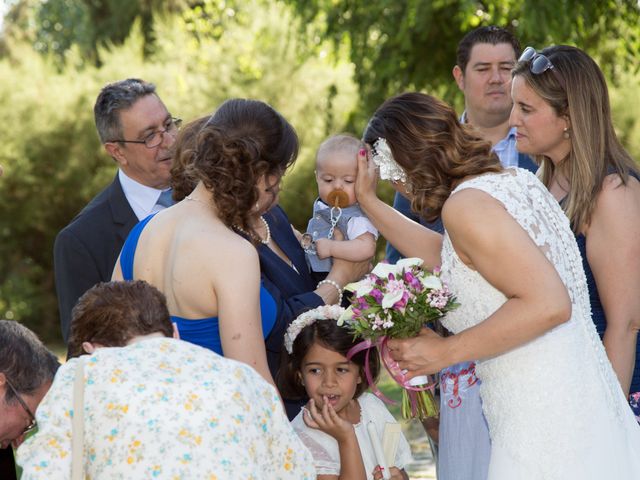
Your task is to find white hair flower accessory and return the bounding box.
[284,304,346,354]
[372,137,407,183]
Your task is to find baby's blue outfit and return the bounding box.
[305,198,371,273]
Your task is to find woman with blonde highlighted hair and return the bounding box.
[511,45,640,421]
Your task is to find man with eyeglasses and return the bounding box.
[54,78,181,344]
[0,320,60,478]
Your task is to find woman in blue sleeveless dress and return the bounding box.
[169,115,369,421]
[113,99,298,391]
[511,45,640,421]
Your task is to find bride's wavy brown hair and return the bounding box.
[171,99,298,238]
[363,92,502,221]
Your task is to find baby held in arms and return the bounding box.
[303,134,378,274]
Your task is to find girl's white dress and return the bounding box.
[440,169,640,479]
[292,392,413,478]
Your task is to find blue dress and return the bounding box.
[119,215,277,356]
[574,170,640,422]
[259,206,325,419]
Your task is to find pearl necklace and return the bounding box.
[233,216,271,245]
[185,195,270,244]
[184,194,212,206]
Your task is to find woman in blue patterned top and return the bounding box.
[511,45,640,421]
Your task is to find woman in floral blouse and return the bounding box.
[17,281,315,479]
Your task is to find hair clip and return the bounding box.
[372,138,407,183]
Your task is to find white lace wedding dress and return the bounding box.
[439,169,640,479]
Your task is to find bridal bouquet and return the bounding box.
[339,258,459,419]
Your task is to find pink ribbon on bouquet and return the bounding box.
[347,335,438,414]
[346,338,398,405]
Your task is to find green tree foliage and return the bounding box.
[0,0,357,341]
[285,0,640,117]
[1,0,187,65]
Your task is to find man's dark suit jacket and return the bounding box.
[0,447,17,480]
[54,174,138,342]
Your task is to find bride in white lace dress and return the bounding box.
[356,92,640,479]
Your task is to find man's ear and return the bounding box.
[104,142,127,167]
[82,342,97,354]
[452,65,465,91]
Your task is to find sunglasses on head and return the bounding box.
[519,46,555,74]
[519,46,565,89]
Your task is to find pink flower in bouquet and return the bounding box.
[404,271,423,291]
[382,279,409,310]
[427,285,452,310]
[370,289,383,304]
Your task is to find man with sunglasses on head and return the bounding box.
[0,320,60,478]
[54,79,181,345]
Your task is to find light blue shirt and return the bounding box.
[460,111,518,167]
[492,127,519,168]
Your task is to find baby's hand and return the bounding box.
[302,397,354,443]
[372,465,408,480]
[315,238,332,259]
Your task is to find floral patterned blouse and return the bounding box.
[17,337,315,479]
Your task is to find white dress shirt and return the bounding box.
[118,170,171,221]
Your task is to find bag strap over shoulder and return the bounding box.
[71,358,85,480]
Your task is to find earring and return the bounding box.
[254,202,260,212]
[563,127,570,139]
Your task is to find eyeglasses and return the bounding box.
[4,376,38,436]
[113,117,182,149]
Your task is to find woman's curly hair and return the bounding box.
[363,92,502,222]
[170,99,299,238]
[170,116,209,201]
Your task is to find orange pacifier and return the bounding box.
[327,189,349,208]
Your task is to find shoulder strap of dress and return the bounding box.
[119,214,155,281]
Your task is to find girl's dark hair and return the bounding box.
[171,99,298,240]
[277,318,380,400]
[363,92,502,222]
